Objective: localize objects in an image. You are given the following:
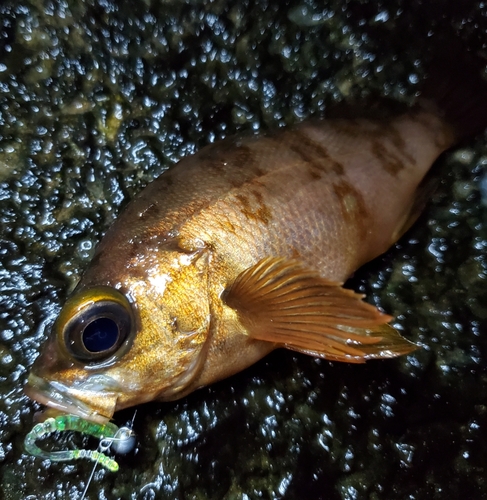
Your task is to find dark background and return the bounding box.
[1,0,487,498]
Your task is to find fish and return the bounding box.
[25,54,487,424]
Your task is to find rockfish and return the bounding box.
[25,60,487,423]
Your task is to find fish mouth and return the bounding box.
[25,373,119,424]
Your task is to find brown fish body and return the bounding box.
[25,104,459,422]
[89,109,452,282]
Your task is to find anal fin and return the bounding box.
[224,257,417,363]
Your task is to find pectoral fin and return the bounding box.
[224,257,417,363]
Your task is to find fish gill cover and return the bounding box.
[0,0,487,499]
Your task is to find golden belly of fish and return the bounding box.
[25,108,456,423]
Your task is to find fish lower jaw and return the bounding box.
[24,374,116,424]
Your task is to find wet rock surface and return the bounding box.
[1,0,487,498]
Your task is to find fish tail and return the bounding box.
[420,40,487,140]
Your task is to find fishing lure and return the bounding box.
[24,414,135,472]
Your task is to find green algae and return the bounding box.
[1,0,487,499]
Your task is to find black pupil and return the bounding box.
[82,317,119,353]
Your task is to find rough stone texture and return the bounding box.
[0,0,487,498]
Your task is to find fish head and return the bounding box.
[25,244,212,423]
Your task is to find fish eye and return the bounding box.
[58,287,135,363]
[82,317,120,353]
